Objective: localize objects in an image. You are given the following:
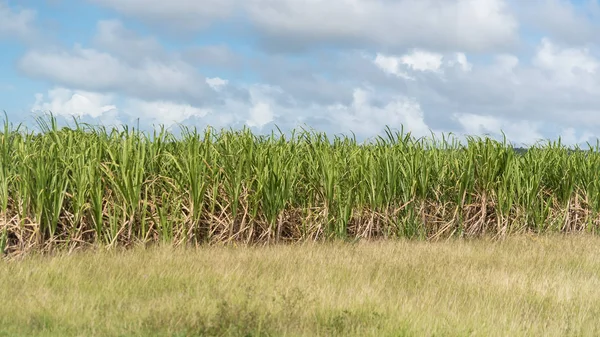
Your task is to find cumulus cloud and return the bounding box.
[247,102,273,129]
[374,50,471,80]
[88,0,518,53]
[532,38,598,89]
[559,127,596,147]
[369,38,600,136]
[244,84,282,129]
[249,0,518,53]
[17,19,227,107]
[329,88,432,139]
[206,77,228,91]
[31,87,213,129]
[400,51,444,73]
[123,99,210,127]
[453,112,599,147]
[32,87,122,125]
[27,33,600,145]
[13,1,600,147]
[18,45,214,105]
[453,113,545,146]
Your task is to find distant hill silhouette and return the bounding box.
[510,146,596,155]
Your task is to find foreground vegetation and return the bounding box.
[2,235,599,336]
[2,115,600,254]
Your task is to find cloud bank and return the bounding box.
[1,0,598,146]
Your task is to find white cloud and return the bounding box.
[246,0,518,52]
[448,53,473,72]
[13,2,600,146]
[374,50,472,80]
[454,113,544,146]
[31,87,215,129]
[124,99,210,127]
[206,77,228,91]
[373,54,414,80]
[31,87,122,126]
[29,83,277,132]
[32,87,117,119]
[329,88,431,139]
[367,37,600,136]
[532,38,598,88]
[0,2,36,41]
[89,0,518,53]
[559,127,595,147]
[18,45,212,104]
[400,50,444,73]
[247,102,273,129]
[244,84,280,129]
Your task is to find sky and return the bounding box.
[2,0,600,146]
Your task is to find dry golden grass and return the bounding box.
[2,235,600,336]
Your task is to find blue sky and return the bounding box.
[2,0,600,146]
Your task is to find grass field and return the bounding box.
[2,234,600,336]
